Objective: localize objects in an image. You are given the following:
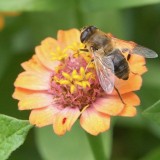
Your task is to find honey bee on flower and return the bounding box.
[80,26,158,104]
[13,27,154,136]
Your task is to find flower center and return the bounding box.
[50,42,105,110]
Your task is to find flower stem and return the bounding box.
[86,133,110,160]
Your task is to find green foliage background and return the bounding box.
[0,0,160,160]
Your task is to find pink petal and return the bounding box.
[93,96,124,116]
[36,38,60,71]
[18,93,53,110]
[57,29,80,48]
[14,71,51,90]
[53,107,80,136]
[80,107,110,136]
[29,105,60,127]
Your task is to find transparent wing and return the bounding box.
[112,37,158,58]
[94,53,115,94]
[132,45,158,58]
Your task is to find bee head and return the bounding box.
[80,26,97,43]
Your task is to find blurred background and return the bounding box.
[0,0,160,160]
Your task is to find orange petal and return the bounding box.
[93,96,124,116]
[12,87,35,100]
[29,105,60,127]
[53,107,80,136]
[118,92,140,117]
[36,37,60,71]
[122,92,140,107]
[21,55,50,73]
[128,54,147,75]
[129,63,147,75]
[18,93,53,110]
[119,105,137,117]
[57,29,80,48]
[113,74,142,95]
[80,107,110,135]
[14,71,50,90]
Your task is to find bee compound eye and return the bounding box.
[80,30,89,43]
[80,26,97,43]
[90,26,97,31]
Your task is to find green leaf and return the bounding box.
[35,122,112,160]
[0,114,33,160]
[0,0,160,11]
[142,100,160,125]
[0,0,74,11]
[140,147,160,160]
[80,0,160,12]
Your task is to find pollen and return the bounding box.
[50,42,104,109]
[51,46,68,61]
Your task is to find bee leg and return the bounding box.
[79,48,89,52]
[114,86,126,105]
[122,49,131,61]
[85,59,94,72]
[131,71,138,76]
[127,53,131,61]
[127,53,138,76]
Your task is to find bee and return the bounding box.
[80,26,158,103]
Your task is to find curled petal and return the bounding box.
[53,107,80,136]
[14,71,51,90]
[80,107,110,136]
[18,93,53,110]
[57,29,80,48]
[29,105,60,127]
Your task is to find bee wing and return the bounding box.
[94,53,115,94]
[109,35,158,58]
[132,45,158,58]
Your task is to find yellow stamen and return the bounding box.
[53,76,59,82]
[70,85,76,94]
[62,72,72,81]
[72,70,78,76]
[80,67,85,76]
[81,81,90,89]
[59,80,71,85]
[85,72,93,80]
[74,81,82,87]
[51,47,68,61]
[72,75,83,81]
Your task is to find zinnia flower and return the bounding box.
[12,28,147,135]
